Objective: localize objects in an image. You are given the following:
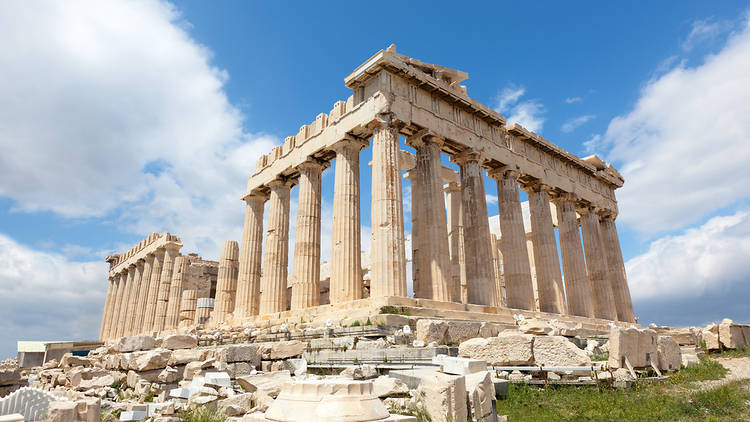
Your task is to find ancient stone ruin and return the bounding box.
[98,46,635,344]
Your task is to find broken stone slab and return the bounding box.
[168,349,211,366]
[204,372,232,389]
[217,392,254,417]
[116,336,156,353]
[607,326,657,369]
[60,354,92,368]
[236,371,291,398]
[129,349,171,372]
[432,355,487,375]
[48,401,77,422]
[458,332,534,366]
[388,367,440,389]
[416,371,468,422]
[258,341,305,360]
[0,414,24,422]
[183,358,215,380]
[533,336,592,367]
[465,371,495,422]
[612,368,635,388]
[216,344,260,366]
[702,328,720,350]
[340,364,378,380]
[657,336,682,372]
[120,409,148,421]
[416,319,448,344]
[0,370,21,386]
[78,374,114,391]
[372,376,409,398]
[518,319,554,335]
[719,319,750,350]
[159,335,198,350]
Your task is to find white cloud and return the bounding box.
[682,19,723,52]
[0,0,277,259]
[627,210,750,302]
[561,114,595,133]
[565,97,583,104]
[494,84,545,133]
[598,15,750,234]
[0,233,106,359]
[486,194,497,205]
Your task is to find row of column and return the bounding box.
[99,245,187,340]
[228,119,633,323]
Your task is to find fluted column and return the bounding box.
[132,256,153,335]
[104,275,122,340]
[490,234,505,306]
[580,207,617,320]
[291,159,325,309]
[491,168,535,311]
[213,240,240,322]
[370,115,407,298]
[553,195,593,317]
[524,183,566,314]
[125,260,145,336]
[99,279,115,340]
[153,245,179,332]
[165,255,189,330]
[235,193,267,317]
[405,170,421,298]
[142,249,164,333]
[445,182,466,303]
[453,151,497,306]
[260,178,292,314]
[179,289,197,328]
[600,215,635,322]
[115,267,134,338]
[407,132,453,301]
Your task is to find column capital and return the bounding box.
[598,209,618,220]
[243,190,269,205]
[405,128,444,149]
[296,157,327,174]
[450,149,482,166]
[331,136,368,154]
[519,180,553,194]
[487,165,519,181]
[550,191,579,204]
[267,177,294,191]
[443,181,461,193]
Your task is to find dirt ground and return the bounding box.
[697,356,750,390]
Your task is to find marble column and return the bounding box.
[405,170,422,298]
[407,132,453,302]
[524,183,566,314]
[132,256,153,335]
[260,178,292,314]
[179,289,197,328]
[291,159,324,309]
[453,151,498,306]
[104,275,122,340]
[153,245,179,332]
[491,168,535,311]
[99,279,115,340]
[142,249,164,333]
[490,234,505,307]
[165,255,189,330]
[213,240,240,322]
[444,182,466,303]
[235,193,267,318]
[553,195,593,318]
[580,207,617,320]
[370,115,407,298]
[115,267,135,338]
[125,261,145,336]
[600,215,635,322]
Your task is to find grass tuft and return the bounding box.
[180,407,226,422]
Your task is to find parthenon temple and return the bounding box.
[98,46,635,341]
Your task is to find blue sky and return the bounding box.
[1,1,750,359]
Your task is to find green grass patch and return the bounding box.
[496,378,750,421]
[180,407,226,422]
[712,345,750,359]
[669,358,728,384]
[591,351,609,362]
